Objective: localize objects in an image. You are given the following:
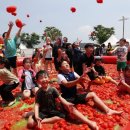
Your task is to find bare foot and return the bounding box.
[22,112,28,118]
[22,111,34,118]
[89,121,99,130]
[107,109,123,115]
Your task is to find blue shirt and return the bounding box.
[4,37,17,58]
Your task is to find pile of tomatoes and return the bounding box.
[0,64,130,130]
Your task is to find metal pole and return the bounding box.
[119,16,129,38]
[123,16,124,38]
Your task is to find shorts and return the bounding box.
[117,62,127,71]
[66,93,88,104]
[33,110,66,121]
[7,56,17,68]
[45,58,52,61]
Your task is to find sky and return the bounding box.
[0,0,130,43]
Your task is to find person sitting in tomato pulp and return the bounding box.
[24,70,99,130]
[57,60,122,125]
[18,58,39,99]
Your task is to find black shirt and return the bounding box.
[81,53,94,67]
[52,44,62,59]
[35,86,59,113]
[94,65,106,76]
[81,54,96,80]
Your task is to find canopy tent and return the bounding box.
[104,35,118,47]
[126,39,130,43]
[19,43,27,49]
[34,40,46,48]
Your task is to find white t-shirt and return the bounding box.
[113,46,128,62]
[25,70,35,89]
[45,45,52,58]
[58,72,79,84]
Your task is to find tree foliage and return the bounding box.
[43,27,62,41]
[20,33,40,48]
[89,25,115,44]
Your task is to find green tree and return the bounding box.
[89,25,115,44]
[20,32,40,48]
[43,27,62,41]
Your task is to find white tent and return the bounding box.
[34,42,45,48]
[19,43,27,49]
[104,35,119,47]
[126,39,130,43]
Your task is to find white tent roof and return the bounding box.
[104,35,118,46]
[126,39,130,43]
[19,43,27,49]
[34,39,46,48]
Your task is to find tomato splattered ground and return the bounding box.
[0,64,130,130]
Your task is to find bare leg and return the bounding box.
[27,115,37,129]
[49,61,53,73]
[22,111,34,118]
[119,81,130,93]
[45,61,48,73]
[86,92,122,115]
[27,115,62,129]
[70,107,99,130]
[107,76,118,85]
[41,116,62,123]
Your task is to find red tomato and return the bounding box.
[15,19,23,28]
[70,7,76,13]
[6,6,17,13]
[11,12,17,16]
[101,123,108,129]
[97,0,103,3]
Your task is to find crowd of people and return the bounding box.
[0,21,130,130]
